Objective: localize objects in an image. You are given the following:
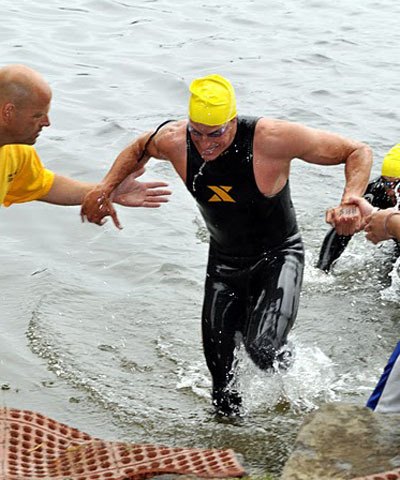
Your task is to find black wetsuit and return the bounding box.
[185,116,305,414]
[317,176,400,272]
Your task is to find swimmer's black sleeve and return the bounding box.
[316,229,351,272]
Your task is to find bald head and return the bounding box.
[0,65,52,146]
[0,64,51,108]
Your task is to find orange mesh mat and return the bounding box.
[0,407,246,480]
[352,470,400,480]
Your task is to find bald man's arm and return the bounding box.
[39,174,93,205]
[39,172,171,208]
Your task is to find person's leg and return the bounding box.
[243,233,305,370]
[367,341,400,413]
[201,252,246,415]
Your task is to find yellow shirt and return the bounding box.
[0,144,55,207]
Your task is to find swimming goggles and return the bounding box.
[188,123,229,138]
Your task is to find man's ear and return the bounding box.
[2,102,15,123]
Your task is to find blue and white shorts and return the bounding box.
[367,341,400,413]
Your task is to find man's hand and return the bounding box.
[344,195,399,244]
[80,187,120,228]
[325,201,363,236]
[80,167,171,230]
[346,196,375,218]
[364,207,398,244]
[111,168,171,208]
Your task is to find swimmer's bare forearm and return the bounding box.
[99,142,148,194]
[80,134,154,228]
[341,145,373,203]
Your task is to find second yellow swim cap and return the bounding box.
[188,74,237,126]
[381,143,400,178]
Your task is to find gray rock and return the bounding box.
[281,402,400,480]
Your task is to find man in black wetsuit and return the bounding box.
[317,143,400,272]
[80,74,373,415]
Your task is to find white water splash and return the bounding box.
[303,250,336,290]
[176,340,339,414]
[380,256,400,302]
[238,342,338,413]
[176,361,211,399]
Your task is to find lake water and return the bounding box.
[1,0,400,477]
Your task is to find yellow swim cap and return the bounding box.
[188,74,237,126]
[381,143,400,178]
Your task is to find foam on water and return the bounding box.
[380,257,400,302]
[175,337,339,415]
[236,342,338,413]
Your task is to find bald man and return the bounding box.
[81,74,373,415]
[0,64,170,211]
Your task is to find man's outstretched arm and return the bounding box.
[39,167,170,211]
[80,132,154,228]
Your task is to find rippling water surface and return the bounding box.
[2,0,400,476]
